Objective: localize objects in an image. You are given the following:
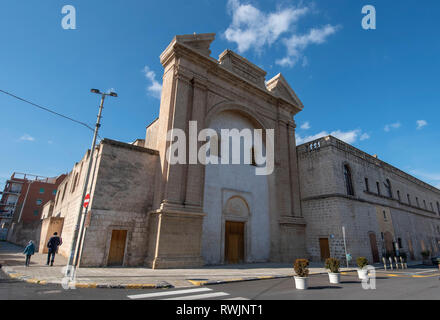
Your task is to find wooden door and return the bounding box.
[369,232,380,263]
[108,230,127,266]
[225,221,244,264]
[319,238,330,261]
[384,232,394,256]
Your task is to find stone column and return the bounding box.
[184,76,208,209]
[146,65,206,269]
[287,119,302,217]
[275,117,293,217]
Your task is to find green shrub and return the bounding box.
[356,257,368,269]
[421,250,430,258]
[325,258,340,273]
[294,259,309,278]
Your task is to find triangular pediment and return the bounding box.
[266,73,304,111]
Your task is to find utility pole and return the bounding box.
[65,89,117,280]
[342,226,349,268]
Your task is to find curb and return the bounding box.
[188,275,291,286]
[2,267,173,289]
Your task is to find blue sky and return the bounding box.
[0,0,439,188]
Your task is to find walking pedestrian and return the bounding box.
[46,232,62,266]
[23,240,35,267]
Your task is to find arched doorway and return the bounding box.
[368,232,380,263]
[224,196,249,264]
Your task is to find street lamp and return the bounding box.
[65,89,117,280]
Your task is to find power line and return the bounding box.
[0,89,96,133]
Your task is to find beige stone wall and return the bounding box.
[79,139,158,266]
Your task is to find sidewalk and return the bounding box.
[0,241,417,289]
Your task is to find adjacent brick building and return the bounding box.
[1,172,66,245]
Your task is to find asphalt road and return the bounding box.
[1,266,439,300]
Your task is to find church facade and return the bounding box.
[40,33,440,268]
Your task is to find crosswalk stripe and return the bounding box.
[127,287,212,300]
[164,292,229,300]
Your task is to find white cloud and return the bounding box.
[296,129,369,145]
[360,133,370,141]
[384,122,401,132]
[416,120,427,130]
[224,0,309,54]
[300,121,311,130]
[276,24,339,67]
[143,66,162,99]
[20,134,35,142]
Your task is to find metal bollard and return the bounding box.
[399,256,405,269]
[382,257,387,270]
[388,257,394,270]
[394,257,399,269]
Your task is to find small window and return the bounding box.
[36,199,42,205]
[52,189,57,195]
[416,197,420,207]
[376,182,381,195]
[383,211,387,220]
[33,210,39,216]
[364,178,369,192]
[384,179,392,198]
[71,173,79,193]
[397,190,401,202]
[344,165,354,196]
[423,200,427,210]
[39,188,45,194]
[437,202,440,215]
[407,194,411,205]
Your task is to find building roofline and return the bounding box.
[297,135,440,194]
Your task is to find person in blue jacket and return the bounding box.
[23,240,35,267]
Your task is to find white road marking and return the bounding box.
[39,290,63,294]
[164,292,229,300]
[127,287,212,300]
[224,297,250,300]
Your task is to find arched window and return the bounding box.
[343,164,354,196]
[397,190,401,202]
[384,179,392,198]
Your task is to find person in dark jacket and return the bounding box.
[46,232,62,266]
[23,240,35,266]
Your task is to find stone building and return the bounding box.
[298,136,440,263]
[41,33,440,268]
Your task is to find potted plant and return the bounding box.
[325,258,341,284]
[293,259,309,290]
[356,257,369,280]
[421,250,431,265]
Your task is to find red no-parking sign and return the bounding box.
[83,194,90,208]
